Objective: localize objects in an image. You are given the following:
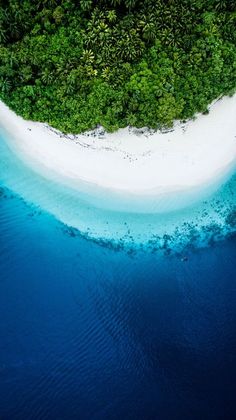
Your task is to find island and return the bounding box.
[1,4,236,419]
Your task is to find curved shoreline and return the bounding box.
[0,97,236,249]
[0,95,236,203]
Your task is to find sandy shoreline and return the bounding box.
[0,95,236,198]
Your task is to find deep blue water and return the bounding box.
[0,185,236,420]
[1,121,236,419]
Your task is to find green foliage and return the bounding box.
[0,0,236,133]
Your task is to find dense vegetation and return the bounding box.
[0,0,236,133]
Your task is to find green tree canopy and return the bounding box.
[0,0,235,132]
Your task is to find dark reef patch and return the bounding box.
[1,174,236,257]
[226,207,236,228]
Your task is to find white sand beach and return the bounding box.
[0,95,236,198]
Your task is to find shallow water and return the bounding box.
[0,128,236,250]
[0,129,236,419]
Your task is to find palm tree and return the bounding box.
[110,0,122,7]
[98,22,110,43]
[101,66,110,80]
[124,0,137,10]
[142,22,156,42]
[107,10,117,24]
[117,30,144,61]
[41,69,55,85]
[81,49,95,64]
[85,65,98,77]
[0,77,11,94]
[80,0,93,12]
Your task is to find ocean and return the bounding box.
[0,129,236,419]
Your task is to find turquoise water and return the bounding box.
[0,128,236,251]
[0,128,236,419]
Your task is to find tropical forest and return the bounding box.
[0,0,236,133]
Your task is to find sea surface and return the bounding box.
[0,129,236,419]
